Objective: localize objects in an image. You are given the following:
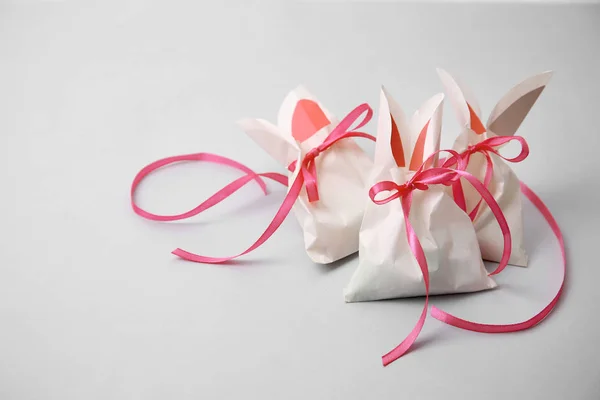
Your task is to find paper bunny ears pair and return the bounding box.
[439,68,553,139]
[373,89,444,175]
[130,69,564,366]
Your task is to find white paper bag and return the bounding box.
[344,88,496,302]
[238,86,373,264]
[437,69,552,267]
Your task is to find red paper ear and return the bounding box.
[468,103,486,135]
[291,99,330,142]
[390,114,406,167]
[409,120,430,171]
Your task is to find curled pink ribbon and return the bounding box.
[131,103,376,263]
[369,151,512,366]
[131,153,285,222]
[427,140,565,348]
[442,135,530,219]
[430,182,565,335]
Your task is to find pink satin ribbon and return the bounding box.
[131,153,287,222]
[130,103,376,263]
[375,143,565,367]
[431,182,566,333]
[370,151,512,366]
[443,136,529,219]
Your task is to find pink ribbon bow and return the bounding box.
[131,103,375,263]
[288,103,375,202]
[442,135,530,219]
[369,151,512,366]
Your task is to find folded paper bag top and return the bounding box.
[344,88,496,303]
[237,86,374,264]
[437,69,552,266]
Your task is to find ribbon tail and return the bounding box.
[468,201,482,221]
[467,151,494,220]
[440,152,468,213]
[131,153,273,221]
[458,171,511,276]
[172,173,304,264]
[382,300,429,366]
[382,193,430,366]
[452,181,468,213]
[301,163,320,202]
[431,181,565,334]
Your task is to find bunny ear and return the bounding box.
[437,68,486,135]
[375,87,411,170]
[237,118,298,167]
[277,86,336,146]
[487,71,553,136]
[291,99,330,142]
[408,93,444,171]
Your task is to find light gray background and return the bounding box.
[1,1,599,399]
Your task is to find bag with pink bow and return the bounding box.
[343,88,516,366]
[347,73,564,367]
[131,86,376,264]
[344,89,499,304]
[237,86,374,264]
[437,68,553,266]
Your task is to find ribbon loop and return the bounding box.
[131,153,272,222]
[369,181,402,205]
[464,136,529,162]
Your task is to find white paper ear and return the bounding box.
[277,85,336,143]
[487,71,553,136]
[237,118,298,167]
[437,68,486,135]
[408,93,444,171]
[374,87,411,171]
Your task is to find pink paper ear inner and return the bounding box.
[291,99,331,142]
[390,114,406,167]
[468,103,486,135]
[409,120,430,171]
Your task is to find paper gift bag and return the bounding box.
[344,88,496,302]
[238,86,373,264]
[437,69,552,266]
